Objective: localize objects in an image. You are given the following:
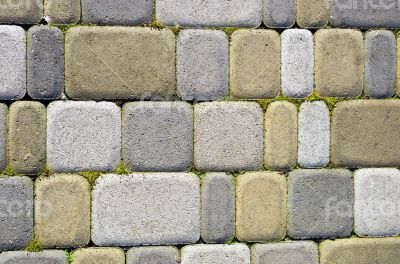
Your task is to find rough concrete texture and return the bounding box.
[298,101,330,168]
[0,250,68,264]
[82,0,152,25]
[47,101,121,172]
[315,29,364,97]
[44,0,80,24]
[365,30,396,98]
[0,105,7,171]
[156,0,261,27]
[201,173,235,243]
[288,169,354,239]
[230,30,280,99]
[281,29,314,98]
[0,177,33,250]
[122,102,193,172]
[65,27,175,100]
[35,175,91,248]
[331,100,400,167]
[72,248,125,264]
[127,247,180,264]
[354,168,400,237]
[264,101,297,170]
[27,26,64,100]
[236,172,286,242]
[263,0,295,28]
[0,0,43,24]
[181,244,250,264]
[296,0,329,28]
[92,173,200,246]
[194,102,263,171]
[252,241,319,264]
[177,30,228,101]
[320,238,400,264]
[0,26,26,100]
[8,101,46,175]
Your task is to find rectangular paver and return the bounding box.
[263,0,295,28]
[44,0,80,24]
[127,247,180,264]
[0,0,43,24]
[181,244,250,264]
[0,250,68,264]
[296,0,329,28]
[72,248,125,264]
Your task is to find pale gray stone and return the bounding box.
[181,244,250,264]
[0,250,68,264]
[0,105,6,171]
[263,0,295,28]
[127,247,180,264]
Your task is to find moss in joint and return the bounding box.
[79,171,102,187]
[115,162,131,175]
[26,239,41,252]
[65,250,73,263]
[1,166,17,177]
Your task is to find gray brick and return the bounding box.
[201,173,235,243]
[0,177,33,250]
[122,102,193,172]
[0,26,26,100]
[44,0,80,24]
[181,244,250,264]
[27,26,64,100]
[0,0,43,24]
[82,0,152,25]
[288,169,354,239]
[0,250,67,264]
[365,30,396,98]
[0,105,7,171]
[47,101,121,172]
[177,30,228,101]
[263,0,295,28]
[194,102,263,171]
[127,247,180,264]
[92,173,200,246]
[156,0,262,27]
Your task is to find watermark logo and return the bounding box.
[334,0,400,10]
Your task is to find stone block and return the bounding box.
[0,105,7,171]
[127,247,180,264]
[181,244,250,264]
[263,0,295,28]
[296,0,329,28]
[0,0,42,24]
[0,250,68,264]
[72,248,125,264]
[44,0,80,24]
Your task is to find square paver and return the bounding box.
[181,244,250,264]
[72,248,125,264]
[127,247,180,264]
[263,0,295,28]
[296,0,329,28]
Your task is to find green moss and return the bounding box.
[147,20,165,30]
[257,95,302,110]
[191,170,206,178]
[220,27,240,37]
[226,234,236,244]
[1,166,16,176]
[26,239,41,252]
[65,251,73,263]
[115,162,130,175]
[167,25,181,35]
[39,167,53,177]
[55,24,75,35]
[79,171,102,187]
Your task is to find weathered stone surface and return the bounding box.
[127,247,180,264]
[47,101,121,172]
[296,0,329,28]
[252,241,319,264]
[122,102,193,172]
[315,29,364,97]
[331,100,400,167]
[0,105,7,171]
[0,250,68,264]
[236,172,286,242]
[65,27,175,100]
[27,26,64,100]
[181,244,250,264]
[82,0,152,25]
[288,169,353,239]
[194,102,263,171]
[201,173,235,243]
[0,0,43,24]
[72,248,125,264]
[298,101,330,168]
[263,0,295,28]
[156,0,262,27]
[8,102,46,175]
[0,177,33,250]
[44,0,80,24]
[0,26,26,100]
[264,101,297,170]
[281,29,314,98]
[92,173,200,246]
[35,175,91,248]
[177,30,228,101]
[320,238,400,264]
[230,30,280,99]
[365,30,396,98]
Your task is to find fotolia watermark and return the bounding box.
[0,0,41,9]
[0,200,52,218]
[334,0,400,9]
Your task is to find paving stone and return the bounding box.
[298,101,330,168]
[365,30,396,98]
[181,244,250,264]
[44,0,80,24]
[320,238,400,264]
[252,241,319,264]
[35,174,91,248]
[315,29,364,97]
[281,29,314,98]
[331,100,400,167]
[72,248,125,264]
[65,27,175,100]
[27,26,64,100]
[296,0,329,28]
[0,105,7,171]
[0,177,33,250]
[201,173,235,243]
[236,172,286,242]
[263,0,295,28]
[82,0,152,25]
[354,168,400,237]
[8,102,46,175]
[156,0,262,27]
[230,30,280,99]
[288,169,354,239]
[194,102,263,171]
[0,26,26,100]
[47,101,121,172]
[0,250,68,264]
[0,0,43,24]
[127,247,180,264]
[264,101,297,170]
[92,173,200,246]
[177,30,228,101]
[122,102,193,171]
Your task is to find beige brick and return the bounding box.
[296,0,329,28]
[397,34,400,96]
[72,248,125,264]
